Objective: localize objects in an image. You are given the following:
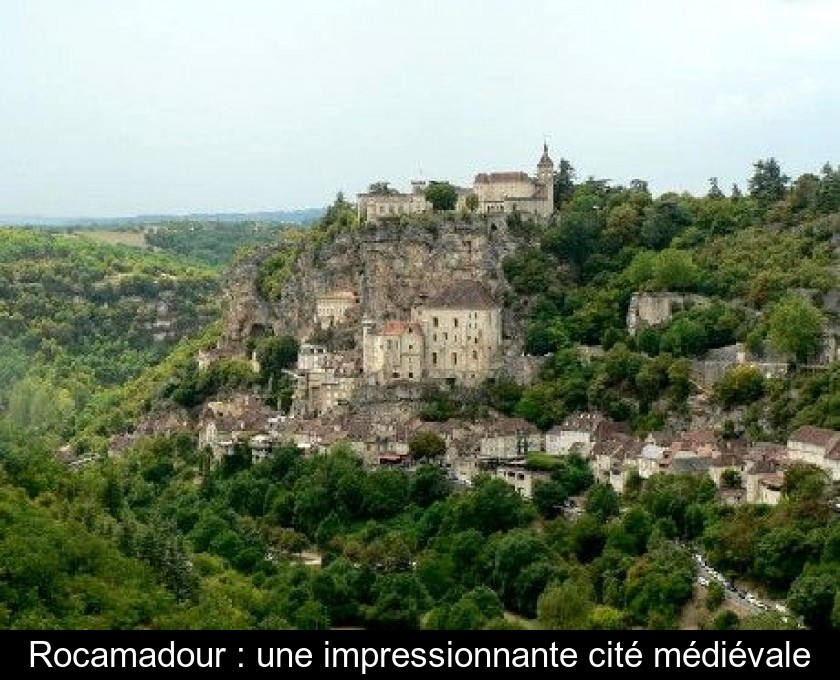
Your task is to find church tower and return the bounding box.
[536,142,555,216]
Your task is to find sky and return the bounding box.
[1,0,839,217]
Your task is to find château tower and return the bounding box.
[537,142,555,215]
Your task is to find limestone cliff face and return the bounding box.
[221,217,528,358]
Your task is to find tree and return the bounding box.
[553,159,577,208]
[705,581,725,611]
[408,431,446,461]
[788,572,836,629]
[255,335,299,378]
[715,365,765,408]
[537,577,594,630]
[782,464,831,504]
[707,177,725,200]
[767,295,825,363]
[424,182,458,211]
[748,158,789,207]
[409,464,450,507]
[368,181,395,195]
[731,183,743,200]
[533,480,568,519]
[465,193,479,212]
[584,483,620,522]
[720,469,743,489]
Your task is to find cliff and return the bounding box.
[220,216,530,361]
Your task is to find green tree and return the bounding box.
[465,193,479,212]
[408,431,446,461]
[553,159,577,208]
[748,158,789,207]
[767,295,825,363]
[788,572,836,629]
[537,576,594,630]
[715,365,765,408]
[584,483,620,522]
[705,581,725,611]
[424,182,458,211]
[707,177,725,200]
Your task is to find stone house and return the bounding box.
[638,443,668,479]
[544,412,616,457]
[744,458,784,505]
[292,344,359,417]
[787,425,840,481]
[626,292,709,336]
[494,463,550,500]
[314,290,359,329]
[479,417,543,461]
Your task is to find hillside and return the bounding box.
[0,228,219,438]
[1,161,838,633]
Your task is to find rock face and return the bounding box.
[221,217,527,358]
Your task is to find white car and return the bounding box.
[697,576,710,587]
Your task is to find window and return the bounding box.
[433,317,439,328]
[444,332,448,341]
[472,350,478,360]
[452,352,457,366]
[433,333,437,341]
[432,352,437,365]
[408,372,414,379]
[392,371,400,378]
[453,318,459,328]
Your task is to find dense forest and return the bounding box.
[1,431,837,630]
[0,158,838,630]
[0,229,218,441]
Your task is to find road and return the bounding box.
[692,551,799,625]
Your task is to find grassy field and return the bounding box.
[73,230,149,248]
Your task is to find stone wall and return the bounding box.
[626,292,710,335]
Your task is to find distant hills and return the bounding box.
[0,207,326,227]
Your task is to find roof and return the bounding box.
[424,280,496,309]
[670,457,712,474]
[318,291,357,301]
[789,425,840,448]
[759,473,784,490]
[380,320,424,336]
[474,171,531,184]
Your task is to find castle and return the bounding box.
[357,143,555,222]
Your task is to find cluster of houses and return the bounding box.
[195,392,839,507]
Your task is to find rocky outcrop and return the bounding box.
[221,217,526,356]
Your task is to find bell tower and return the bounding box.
[537,141,555,216]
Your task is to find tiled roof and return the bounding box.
[789,426,840,448]
[474,171,531,183]
[425,280,496,310]
[380,321,424,336]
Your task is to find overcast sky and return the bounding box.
[1,0,839,217]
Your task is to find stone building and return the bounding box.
[292,343,359,417]
[362,320,426,384]
[362,280,503,387]
[626,292,710,336]
[411,280,502,386]
[473,143,554,217]
[787,425,840,481]
[315,290,359,329]
[356,143,555,221]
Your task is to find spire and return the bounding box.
[538,140,553,169]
